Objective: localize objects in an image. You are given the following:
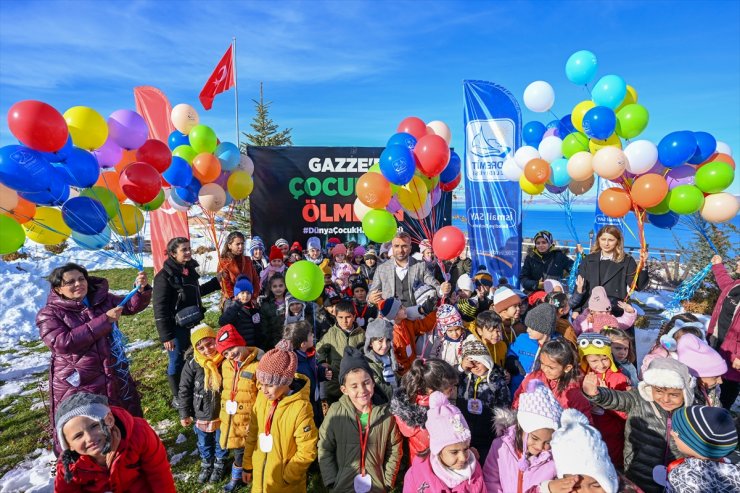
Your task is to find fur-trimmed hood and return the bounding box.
[638,357,695,406]
[492,407,517,437]
[390,386,428,428]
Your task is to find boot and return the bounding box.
[197,460,213,484]
[223,463,244,492]
[210,458,227,483]
[167,374,180,409]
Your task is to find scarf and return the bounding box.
[193,350,224,392]
[430,450,476,488]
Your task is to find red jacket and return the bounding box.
[54,406,176,493]
[513,370,593,424]
[707,263,740,383]
[392,312,437,375]
[586,368,629,468]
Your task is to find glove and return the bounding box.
[420,297,437,315]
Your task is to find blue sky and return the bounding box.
[1,0,738,193]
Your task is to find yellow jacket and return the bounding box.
[469,323,508,368]
[219,347,260,450]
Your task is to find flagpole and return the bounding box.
[232,36,240,146]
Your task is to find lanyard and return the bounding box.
[700,386,713,407]
[663,413,673,465]
[466,374,483,400]
[265,399,280,435]
[229,360,242,401]
[353,302,368,319]
[356,407,372,476]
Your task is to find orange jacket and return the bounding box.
[392,312,437,375]
[218,255,261,298]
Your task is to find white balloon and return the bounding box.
[624,140,658,174]
[238,154,254,175]
[514,146,540,169]
[502,157,522,181]
[523,81,555,113]
[426,121,452,145]
[353,198,372,221]
[168,195,189,211]
[538,136,563,163]
[715,141,732,156]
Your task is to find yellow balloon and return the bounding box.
[589,134,623,153]
[109,204,144,237]
[397,176,428,211]
[615,85,638,112]
[415,171,439,192]
[571,100,596,133]
[23,207,71,245]
[227,171,254,200]
[519,175,545,195]
[63,106,108,150]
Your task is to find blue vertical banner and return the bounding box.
[463,80,523,286]
[592,177,623,243]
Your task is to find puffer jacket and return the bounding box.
[218,254,260,298]
[219,347,261,450]
[318,395,403,492]
[513,370,593,424]
[668,457,740,493]
[219,299,262,348]
[36,277,151,452]
[316,324,365,401]
[483,424,556,493]
[177,349,222,422]
[54,406,176,493]
[392,312,437,375]
[520,247,574,292]
[390,387,431,461]
[243,374,318,493]
[403,454,486,493]
[258,298,286,350]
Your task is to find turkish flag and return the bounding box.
[199,44,235,110]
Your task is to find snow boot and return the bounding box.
[210,457,228,483]
[167,374,180,409]
[197,460,213,484]
[223,463,244,492]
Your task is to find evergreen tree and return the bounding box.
[241,82,293,148]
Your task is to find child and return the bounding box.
[546,291,578,349]
[320,263,342,305]
[242,339,318,492]
[178,325,228,483]
[491,285,524,345]
[318,346,403,492]
[483,380,562,493]
[351,245,366,269]
[431,304,470,367]
[641,313,705,376]
[363,317,400,402]
[472,267,493,313]
[667,405,740,493]
[284,320,330,427]
[573,286,637,334]
[351,278,377,330]
[456,337,510,462]
[258,274,287,350]
[284,294,306,325]
[316,299,364,403]
[215,324,262,492]
[275,238,290,259]
[249,235,268,277]
[390,358,459,461]
[304,236,325,265]
[676,333,728,407]
[358,248,378,281]
[403,391,485,492]
[470,310,508,368]
[506,303,558,392]
[380,295,438,374]
[259,245,287,285]
[583,357,695,493]
[54,392,176,493]
[219,275,262,348]
[602,327,639,388]
[329,243,355,290]
[456,273,475,299]
[577,333,629,467]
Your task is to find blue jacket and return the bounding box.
[295,348,326,426]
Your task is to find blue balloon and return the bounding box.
[72,226,111,250]
[0,145,53,193]
[170,188,192,206]
[19,167,70,205]
[565,50,598,85]
[440,151,461,183]
[186,176,202,196]
[62,196,108,235]
[168,131,190,150]
[56,148,100,188]
[559,115,576,136]
[523,122,547,146]
[582,106,616,140]
[41,135,74,163]
[658,131,697,168]
[379,144,416,185]
[591,75,627,110]
[215,142,241,171]
[648,212,679,229]
[687,131,717,164]
[550,158,571,187]
[162,156,193,187]
[387,132,417,150]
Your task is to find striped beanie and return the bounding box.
[250,235,265,254]
[672,405,738,459]
[257,339,297,387]
[473,268,493,287]
[436,304,463,333]
[456,297,479,322]
[380,297,402,321]
[492,286,521,313]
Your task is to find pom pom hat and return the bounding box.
[233,275,253,297]
[426,391,471,454]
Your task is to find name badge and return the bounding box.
[356,317,365,327]
[467,398,483,415]
[652,465,667,486]
[252,313,261,324]
[258,432,273,452]
[353,473,372,493]
[406,345,412,357]
[225,400,238,415]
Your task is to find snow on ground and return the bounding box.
[630,289,672,310]
[0,448,54,493]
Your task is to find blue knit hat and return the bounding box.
[672,405,738,459]
[233,275,253,297]
[306,236,321,251]
[250,235,265,254]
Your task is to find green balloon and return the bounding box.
[285,260,324,302]
[695,162,734,193]
[138,189,165,211]
[646,194,670,215]
[562,132,590,158]
[189,125,218,154]
[173,145,197,164]
[0,215,26,254]
[615,104,649,139]
[80,186,119,219]
[368,162,381,173]
[362,209,397,243]
[667,185,705,215]
[415,171,439,192]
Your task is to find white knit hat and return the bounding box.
[551,409,619,493]
[517,380,563,433]
[638,357,695,406]
[456,274,474,293]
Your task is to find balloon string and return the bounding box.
[625,204,647,299]
[663,262,713,317]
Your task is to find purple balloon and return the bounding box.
[545,183,567,194]
[107,110,148,150]
[92,136,123,168]
[543,128,559,139]
[430,186,441,206]
[214,170,230,188]
[386,196,402,213]
[665,165,696,190]
[646,161,666,175]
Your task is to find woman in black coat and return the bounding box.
[519,230,574,293]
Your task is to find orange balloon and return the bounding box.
[114,149,138,174]
[192,153,221,184]
[95,171,126,202]
[703,152,735,170]
[599,187,632,218]
[1,197,36,224]
[630,173,668,208]
[356,172,392,208]
[523,158,551,185]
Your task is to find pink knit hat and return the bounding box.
[588,286,611,312]
[676,334,728,378]
[332,244,347,256]
[426,391,471,454]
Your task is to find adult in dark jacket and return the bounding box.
[520,230,574,293]
[153,237,222,407]
[36,262,151,453]
[443,253,472,289]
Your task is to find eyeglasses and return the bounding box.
[61,276,87,287]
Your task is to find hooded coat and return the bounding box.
[520,247,574,293]
[316,324,366,401]
[177,348,222,422]
[403,454,486,493]
[219,347,261,450]
[390,387,431,461]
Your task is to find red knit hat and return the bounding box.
[269,245,284,262]
[290,241,303,253]
[257,339,297,386]
[216,324,247,354]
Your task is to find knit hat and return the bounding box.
[672,405,738,459]
[379,242,391,257]
[332,244,347,256]
[339,346,373,385]
[592,312,619,332]
[413,284,437,306]
[275,238,289,248]
[250,235,265,254]
[456,297,478,322]
[527,290,547,307]
[419,239,433,256]
[588,286,611,312]
[638,357,695,406]
[517,379,563,432]
[233,275,254,297]
[426,391,471,454]
[533,230,553,247]
[676,333,728,378]
[190,323,216,347]
[473,267,493,288]
[216,324,247,354]
[257,339,297,386]
[306,236,321,251]
[492,286,520,312]
[364,317,394,353]
[290,241,303,253]
[524,303,557,335]
[436,304,463,333]
[380,297,402,321]
[551,409,618,493]
[461,336,492,370]
[577,333,618,373]
[353,246,366,257]
[351,278,369,293]
[55,393,111,452]
[543,279,563,294]
[364,248,378,260]
[269,245,284,261]
[327,237,341,248]
[456,274,474,293]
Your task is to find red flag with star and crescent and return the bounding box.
[199,44,235,110]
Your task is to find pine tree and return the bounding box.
[241,82,293,148]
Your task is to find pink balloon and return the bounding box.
[386,195,402,213]
[397,116,427,140]
[665,165,696,190]
[92,136,123,168]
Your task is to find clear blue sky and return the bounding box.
[1,0,738,193]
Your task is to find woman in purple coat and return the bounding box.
[36,262,151,453]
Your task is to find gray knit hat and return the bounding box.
[524,303,557,335]
[55,392,111,451]
[364,317,394,354]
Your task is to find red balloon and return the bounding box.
[136,139,172,173]
[397,116,428,140]
[440,173,461,191]
[432,226,466,260]
[7,100,69,152]
[414,134,450,178]
[119,162,161,204]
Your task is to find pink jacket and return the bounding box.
[574,308,637,334]
[483,425,555,493]
[403,455,485,493]
[707,263,740,382]
[513,371,593,424]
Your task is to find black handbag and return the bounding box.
[175,305,204,328]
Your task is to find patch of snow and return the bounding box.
[153,419,175,436]
[0,448,55,493]
[631,290,672,310]
[0,353,49,382]
[125,340,156,352]
[30,400,45,411]
[634,327,660,373]
[0,380,26,400]
[175,433,187,444]
[169,451,187,466]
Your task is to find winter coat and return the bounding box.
[513,370,593,424]
[36,277,151,452]
[392,312,437,375]
[443,257,472,290]
[585,369,629,468]
[177,349,222,422]
[296,348,327,426]
[390,387,430,461]
[152,257,220,343]
[667,457,740,493]
[469,324,508,367]
[483,424,556,493]
[574,308,637,333]
[358,263,377,282]
[431,332,469,368]
[555,318,579,349]
[617,360,639,388]
[707,262,740,383]
[575,252,649,310]
[316,324,366,401]
[331,261,355,287]
[364,340,400,404]
[505,333,543,392]
[693,383,722,408]
[54,406,175,493]
[243,374,318,493]
[258,298,286,350]
[219,299,262,348]
[369,257,440,307]
[219,348,261,450]
[218,254,261,298]
[318,395,403,492]
[520,248,574,293]
[402,455,486,493]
